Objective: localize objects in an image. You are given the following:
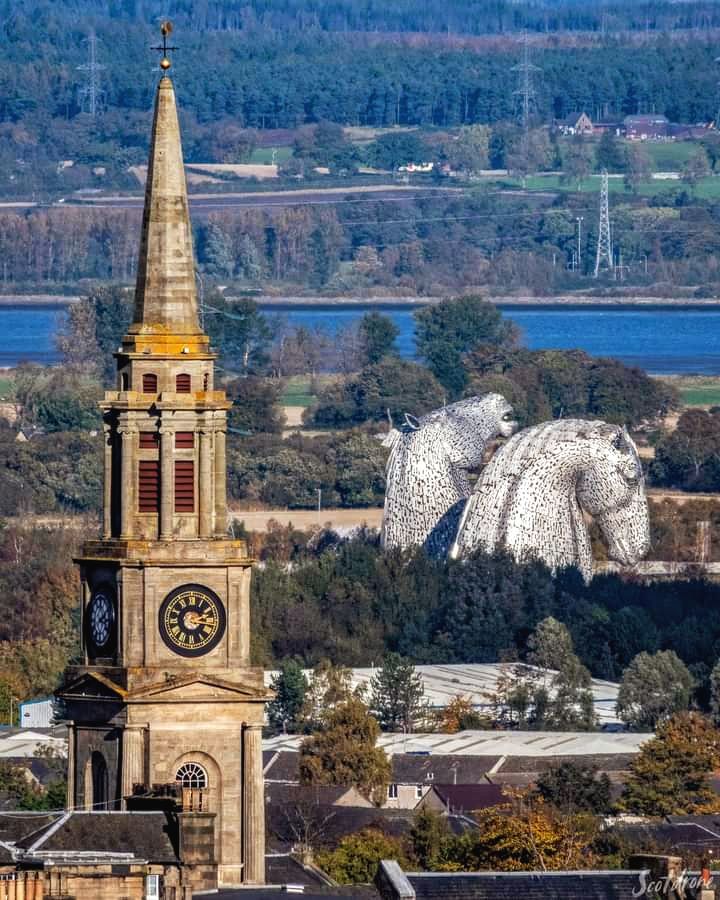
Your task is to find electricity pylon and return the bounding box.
[594,170,614,278]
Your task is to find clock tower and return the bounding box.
[58,37,269,888]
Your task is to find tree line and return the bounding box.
[7,178,720,295]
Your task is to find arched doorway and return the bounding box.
[91,751,108,810]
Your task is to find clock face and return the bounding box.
[87,588,115,654]
[158,584,226,657]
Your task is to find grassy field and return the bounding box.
[280,376,318,407]
[643,141,698,169]
[493,171,720,199]
[249,146,293,165]
[659,376,720,407]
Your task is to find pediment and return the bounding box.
[127,672,271,703]
[58,672,128,701]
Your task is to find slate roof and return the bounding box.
[265,750,301,782]
[0,840,14,865]
[428,784,506,813]
[265,783,353,806]
[267,803,415,849]
[214,889,379,899]
[0,813,60,846]
[405,870,645,899]
[392,754,500,784]
[266,803,472,852]
[14,811,178,862]
[266,852,331,887]
[497,753,637,774]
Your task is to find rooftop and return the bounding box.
[264,729,651,758]
[265,664,625,725]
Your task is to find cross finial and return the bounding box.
[152,20,177,72]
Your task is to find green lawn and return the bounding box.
[249,146,293,165]
[679,385,720,407]
[643,141,698,170]
[281,377,317,407]
[491,172,720,199]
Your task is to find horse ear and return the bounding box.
[404,413,420,431]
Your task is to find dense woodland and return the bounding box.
[0,2,719,199]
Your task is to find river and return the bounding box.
[3,301,720,374]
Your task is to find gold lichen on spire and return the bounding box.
[124,22,209,354]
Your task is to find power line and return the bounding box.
[77,30,106,119]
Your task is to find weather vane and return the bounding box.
[152,21,177,72]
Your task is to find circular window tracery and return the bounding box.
[175,762,208,789]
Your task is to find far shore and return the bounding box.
[2,292,720,309]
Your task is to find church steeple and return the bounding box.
[129,73,202,340]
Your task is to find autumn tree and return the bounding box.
[445,125,490,176]
[616,650,694,730]
[562,137,593,189]
[299,697,392,803]
[439,695,489,733]
[456,790,598,871]
[619,712,720,817]
[623,144,652,193]
[682,147,711,189]
[370,653,426,732]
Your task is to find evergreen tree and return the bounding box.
[359,311,399,365]
[414,295,517,397]
[536,761,611,814]
[710,659,720,725]
[616,650,694,730]
[370,652,425,732]
[527,617,596,731]
[268,660,309,733]
[595,129,624,172]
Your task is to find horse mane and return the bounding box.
[451,418,627,566]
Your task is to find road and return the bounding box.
[63,184,462,216]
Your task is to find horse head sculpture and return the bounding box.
[450,418,650,581]
[381,393,517,559]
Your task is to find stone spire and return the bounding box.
[128,72,202,342]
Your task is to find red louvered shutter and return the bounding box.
[176,374,191,393]
[138,460,160,513]
[175,432,194,449]
[139,432,159,449]
[175,461,195,512]
[142,373,158,393]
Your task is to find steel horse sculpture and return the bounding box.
[450,418,650,581]
[381,394,517,559]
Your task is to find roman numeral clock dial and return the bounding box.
[158,584,227,657]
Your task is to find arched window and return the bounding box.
[142,373,158,393]
[203,373,210,392]
[176,762,208,790]
[176,373,191,393]
[120,372,129,391]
